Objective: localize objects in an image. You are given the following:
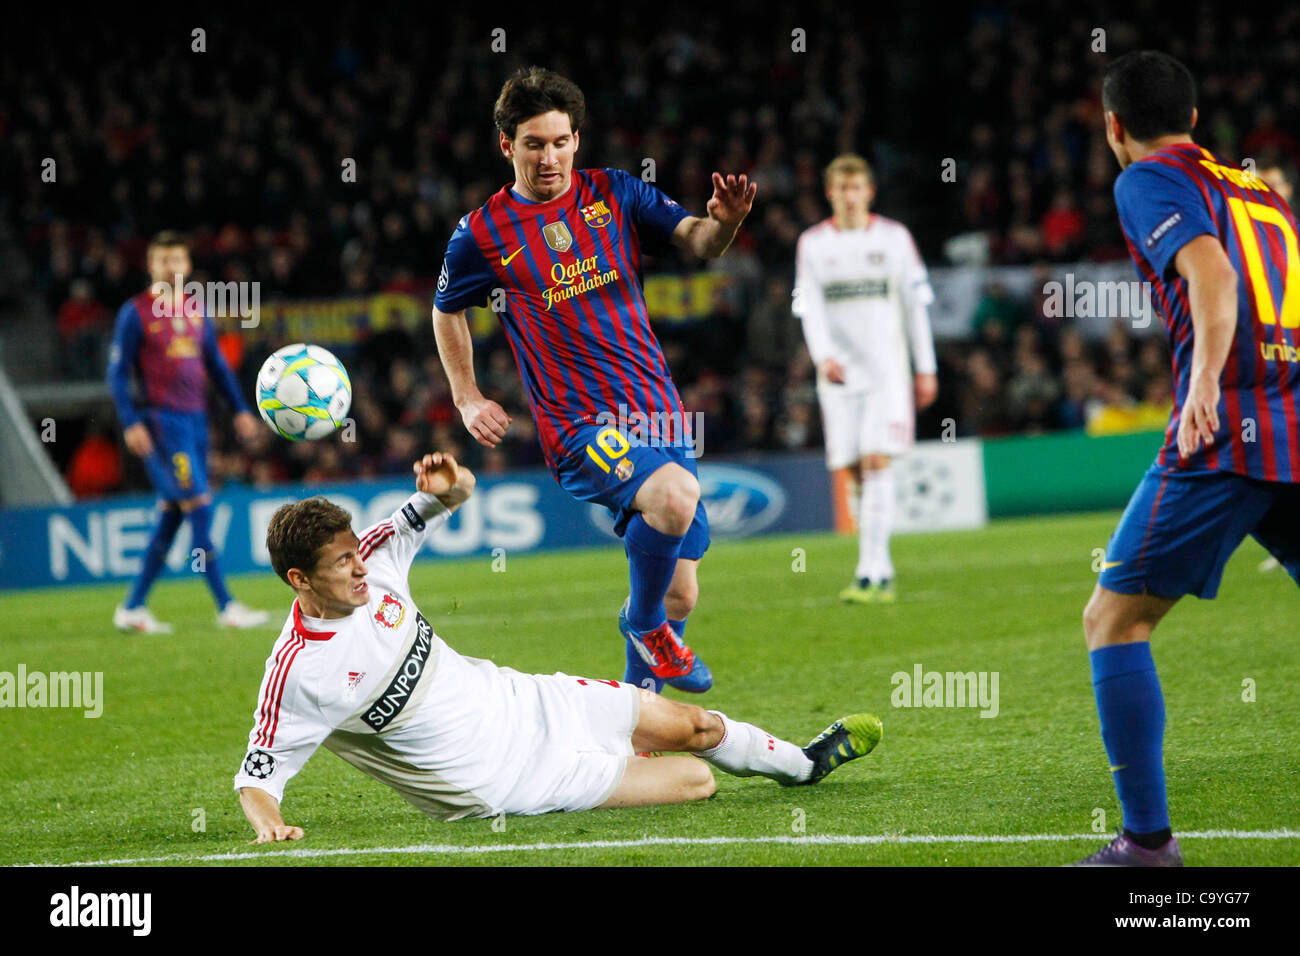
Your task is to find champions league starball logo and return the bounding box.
[243,750,276,779]
[895,456,956,523]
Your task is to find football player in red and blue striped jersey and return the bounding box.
[107,232,270,634]
[433,67,755,694]
[1075,51,1300,866]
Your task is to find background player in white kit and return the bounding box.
[794,154,939,604]
[234,451,882,842]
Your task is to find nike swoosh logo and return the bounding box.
[500,246,524,267]
[1109,764,1127,772]
[1101,560,1124,570]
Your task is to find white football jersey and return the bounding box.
[794,215,937,393]
[233,492,579,820]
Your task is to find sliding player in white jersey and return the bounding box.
[234,452,882,841]
[794,154,939,603]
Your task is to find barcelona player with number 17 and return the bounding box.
[1075,51,1300,866]
[432,67,755,693]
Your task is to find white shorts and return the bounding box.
[498,672,641,815]
[818,385,913,469]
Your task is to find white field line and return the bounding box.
[19,829,1300,867]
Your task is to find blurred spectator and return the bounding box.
[65,423,124,498]
[57,278,109,379]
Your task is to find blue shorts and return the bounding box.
[1099,464,1300,599]
[140,408,209,502]
[554,420,710,561]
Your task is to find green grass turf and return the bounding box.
[2,510,1297,867]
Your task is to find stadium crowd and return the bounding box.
[4,4,1293,496]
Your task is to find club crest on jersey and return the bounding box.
[374,593,405,630]
[615,458,635,481]
[544,220,574,253]
[581,200,612,228]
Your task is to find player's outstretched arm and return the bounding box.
[1173,234,1237,458]
[432,305,512,447]
[671,173,757,259]
[239,787,304,844]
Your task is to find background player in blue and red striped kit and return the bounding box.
[107,232,271,633]
[1075,52,1300,865]
[433,67,756,693]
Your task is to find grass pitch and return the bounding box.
[2,511,1297,867]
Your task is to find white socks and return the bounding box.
[697,711,812,785]
[855,466,895,583]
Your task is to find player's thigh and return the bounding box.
[552,674,641,754]
[1082,582,1179,651]
[151,409,209,500]
[1098,466,1276,601]
[859,386,912,457]
[598,754,715,808]
[554,422,696,534]
[1248,480,1300,588]
[817,388,865,470]
[140,412,186,501]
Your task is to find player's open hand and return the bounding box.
[819,358,847,385]
[415,451,476,507]
[1178,371,1220,459]
[914,373,938,410]
[458,394,512,447]
[123,422,154,457]
[250,824,304,844]
[234,411,261,441]
[706,172,757,228]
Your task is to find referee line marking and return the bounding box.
[17,829,1300,867]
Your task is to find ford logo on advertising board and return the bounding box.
[588,464,787,539]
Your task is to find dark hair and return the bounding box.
[1102,51,1196,141]
[147,230,189,252]
[266,497,353,585]
[493,66,585,140]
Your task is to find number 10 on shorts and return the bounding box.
[585,427,630,475]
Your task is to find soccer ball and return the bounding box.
[256,343,352,441]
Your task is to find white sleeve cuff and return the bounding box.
[400,491,451,531]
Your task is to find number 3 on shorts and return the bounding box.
[585,427,629,474]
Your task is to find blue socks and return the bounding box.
[1090,641,1169,834]
[190,502,233,611]
[623,515,684,633]
[125,505,184,609]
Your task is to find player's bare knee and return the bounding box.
[1082,595,1104,643]
[661,471,700,529]
[689,761,717,800]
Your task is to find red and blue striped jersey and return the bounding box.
[106,289,248,428]
[1115,143,1300,482]
[435,168,692,470]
